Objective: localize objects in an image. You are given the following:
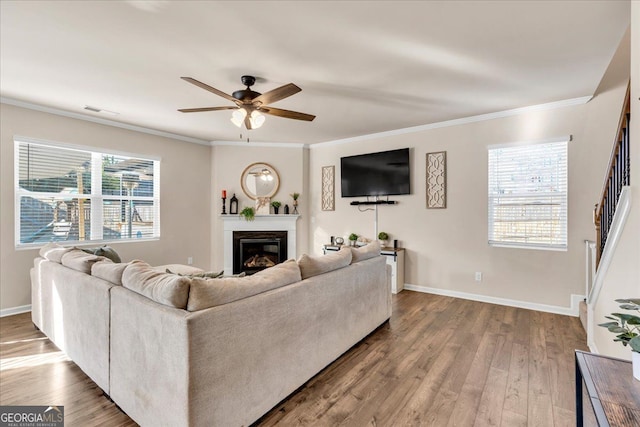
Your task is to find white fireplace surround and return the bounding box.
[221,215,300,275]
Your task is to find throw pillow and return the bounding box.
[297,247,352,279]
[351,240,381,263]
[187,259,302,311]
[81,245,122,263]
[122,260,191,309]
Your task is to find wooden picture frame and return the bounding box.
[426,151,447,209]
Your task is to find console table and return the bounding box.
[575,350,640,426]
[323,245,405,294]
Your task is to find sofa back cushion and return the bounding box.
[187,259,302,311]
[92,260,128,285]
[122,260,191,309]
[350,241,381,263]
[61,249,106,274]
[297,247,352,279]
[39,242,73,263]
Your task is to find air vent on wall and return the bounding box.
[84,105,119,116]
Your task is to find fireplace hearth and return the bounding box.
[233,231,288,275]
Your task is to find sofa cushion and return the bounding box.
[297,247,352,279]
[61,249,106,274]
[81,245,122,263]
[167,269,224,279]
[187,260,302,311]
[39,242,73,263]
[92,260,128,285]
[122,260,191,309]
[154,264,204,276]
[351,241,381,263]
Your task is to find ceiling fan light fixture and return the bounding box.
[230,108,247,127]
[250,110,265,129]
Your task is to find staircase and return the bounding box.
[582,83,631,341]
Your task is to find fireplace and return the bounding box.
[233,231,288,275]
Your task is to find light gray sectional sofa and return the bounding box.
[31,242,390,426]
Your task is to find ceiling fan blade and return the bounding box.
[178,106,238,113]
[181,77,237,103]
[244,114,253,130]
[260,107,315,121]
[252,83,301,106]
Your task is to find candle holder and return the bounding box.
[221,197,227,215]
[230,194,238,214]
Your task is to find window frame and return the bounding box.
[14,136,161,249]
[487,137,569,251]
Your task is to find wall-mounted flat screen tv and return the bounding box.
[340,148,410,197]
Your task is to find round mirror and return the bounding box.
[240,162,280,200]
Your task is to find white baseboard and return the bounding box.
[0,304,32,317]
[403,284,584,317]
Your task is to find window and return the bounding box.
[488,139,568,250]
[15,138,160,247]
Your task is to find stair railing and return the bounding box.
[593,83,631,268]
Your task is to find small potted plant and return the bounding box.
[270,201,281,215]
[598,298,640,380]
[239,206,255,222]
[378,231,389,247]
[348,233,358,247]
[290,192,300,214]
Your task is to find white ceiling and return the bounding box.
[0,1,630,145]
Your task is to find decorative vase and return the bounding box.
[292,200,299,215]
[273,206,279,215]
[633,351,640,381]
[379,239,387,247]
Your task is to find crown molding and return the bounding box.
[3,94,592,149]
[310,95,592,149]
[1,97,210,145]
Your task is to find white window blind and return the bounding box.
[15,139,160,247]
[488,140,568,250]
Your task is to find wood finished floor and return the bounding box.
[0,292,588,426]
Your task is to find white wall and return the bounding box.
[0,104,212,312]
[308,36,629,311]
[592,6,640,360]
[210,144,309,270]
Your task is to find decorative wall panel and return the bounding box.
[321,166,335,211]
[426,151,447,209]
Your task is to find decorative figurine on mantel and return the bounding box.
[291,192,300,214]
[229,193,238,215]
[256,196,270,215]
[284,204,290,215]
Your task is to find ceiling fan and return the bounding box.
[178,75,315,130]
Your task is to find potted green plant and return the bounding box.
[348,233,358,247]
[290,192,300,214]
[598,298,640,380]
[239,206,255,222]
[270,201,281,215]
[377,231,389,247]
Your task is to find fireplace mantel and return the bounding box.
[221,215,300,275]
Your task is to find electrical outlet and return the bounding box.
[187,257,193,265]
[475,272,482,282]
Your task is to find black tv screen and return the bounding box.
[341,148,410,197]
